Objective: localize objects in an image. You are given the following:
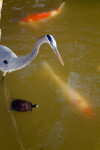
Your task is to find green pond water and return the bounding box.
[0,0,100,150]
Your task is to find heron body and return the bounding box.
[0,35,64,79]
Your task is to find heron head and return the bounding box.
[46,35,64,66]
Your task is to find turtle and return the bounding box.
[11,98,38,112]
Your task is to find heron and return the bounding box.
[0,35,64,79]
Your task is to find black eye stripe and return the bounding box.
[3,60,8,64]
[47,35,52,43]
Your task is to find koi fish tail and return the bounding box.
[59,2,66,10]
[83,106,93,117]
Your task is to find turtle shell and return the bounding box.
[11,99,33,112]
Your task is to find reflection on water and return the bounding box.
[0,80,25,150]
[0,0,100,150]
[0,0,3,40]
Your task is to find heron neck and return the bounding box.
[14,38,46,71]
[25,39,41,62]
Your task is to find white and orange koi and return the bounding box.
[44,62,93,117]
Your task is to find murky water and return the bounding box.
[0,0,100,150]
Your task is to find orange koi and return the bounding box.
[44,62,93,117]
[19,2,65,24]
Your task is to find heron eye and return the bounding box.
[3,60,8,64]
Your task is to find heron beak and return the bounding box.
[53,46,64,66]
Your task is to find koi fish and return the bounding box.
[11,98,38,112]
[19,2,65,25]
[44,62,93,117]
